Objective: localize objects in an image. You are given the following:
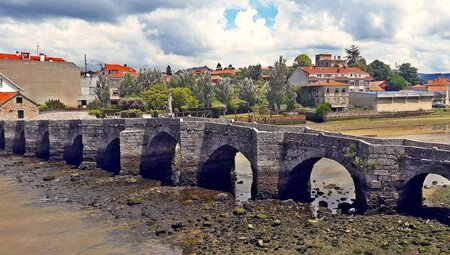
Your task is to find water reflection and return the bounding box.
[234,152,253,202]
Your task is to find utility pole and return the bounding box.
[84,54,87,73]
[36,42,39,55]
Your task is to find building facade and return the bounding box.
[0,92,39,120]
[315,54,346,67]
[349,91,433,112]
[426,77,450,105]
[100,64,137,105]
[77,73,99,107]
[0,52,81,106]
[300,81,350,110]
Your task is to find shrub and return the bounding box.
[44,99,67,110]
[38,104,49,111]
[88,99,103,110]
[312,102,331,122]
[88,109,103,118]
[120,109,143,118]
[119,97,146,111]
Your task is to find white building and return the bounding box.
[77,73,99,108]
[0,72,24,93]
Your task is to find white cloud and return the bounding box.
[0,0,448,73]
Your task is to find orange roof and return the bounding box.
[301,67,369,75]
[0,52,65,62]
[427,85,449,92]
[307,80,348,87]
[369,81,387,91]
[211,69,241,75]
[427,77,450,86]
[0,92,18,104]
[102,64,137,78]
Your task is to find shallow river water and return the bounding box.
[0,176,180,255]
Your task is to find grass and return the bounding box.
[307,111,450,132]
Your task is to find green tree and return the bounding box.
[118,97,146,111]
[398,63,420,85]
[197,74,215,107]
[237,64,262,80]
[345,45,362,67]
[216,63,222,70]
[95,73,110,107]
[136,68,163,92]
[267,56,288,114]
[238,78,258,106]
[367,60,392,81]
[356,58,368,71]
[313,102,331,122]
[118,73,139,98]
[285,82,297,111]
[386,73,408,91]
[297,89,314,107]
[214,77,233,107]
[170,87,198,111]
[294,53,312,67]
[141,84,169,111]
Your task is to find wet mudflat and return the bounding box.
[1,155,449,255]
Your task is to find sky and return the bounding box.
[0,0,449,73]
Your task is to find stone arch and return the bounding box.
[197,144,257,198]
[140,132,178,185]
[12,130,25,155]
[63,135,83,166]
[398,169,450,212]
[0,128,4,150]
[279,155,368,213]
[97,138,121,175]
[35,131,50,160]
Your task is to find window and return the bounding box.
[317,74,322,78]
[0,78,2,88]
[342,88,346,93]
[335,88,339,93]
[18,110,24,119]
[109,70,118,74]
[326,88,330,93]
[16,97,23,104]
[81,100,87,106]
[359,89,364,92]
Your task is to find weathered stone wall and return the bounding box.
[1,117,449,214]
[0,95,39,120]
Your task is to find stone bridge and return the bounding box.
[0,118,449,214]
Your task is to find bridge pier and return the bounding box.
[24,120,50,159]
[120,129,145,175]
[49,120,83,164]
[4,120,26,155]
[0,120,5,151]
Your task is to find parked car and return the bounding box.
[432,102,446,108]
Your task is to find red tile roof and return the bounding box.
[211,69,241,75]
[0,52,66,62]
[0,92,18,104]
[102,64,137,78]
[427,77,450,86]
[427,85,449,92]
[370,81,387,91]
[301,67,369,75]
[307,80,348,87]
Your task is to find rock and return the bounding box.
[127,177,137,184]
[318,201,328,207]
[237,180,244,184]
[202,221,212,227]
[233,208,246,215]
[323,183,337,189]
[127,198,142,206]
[215,193,229,202]
[418,247,427,253]
[307,219,319,224]
[171,221,183,230]
[257,239,264,247]
[420,239,431,246]
[247,224,254,229]
[70,173,80,182]
[43,176,55,181]
[272,220,281,226]
[255,213,268,219]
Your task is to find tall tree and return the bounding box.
[356,58,368,71]
[95,73,110,107]
[285,81,297,111]
[216,63,222,71]
[141,84,169,111]
[170,87,198,111]
[214,77,233,106]
[166,65,172,76]
[294,53,312,67]
[197,74,215,107]
[136,68,163,92]
[367,60,392,81]
[398,63,420,85]
[386,73,408,91]
[238,64,262,81]
[118,73,139,98]
[267,56,288,113]
[345,45,362,67]
[238,78,258,106]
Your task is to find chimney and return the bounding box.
[338,56,341,60]
[39,53,45,61]
[15,51,20,56]
[124,64,127,67]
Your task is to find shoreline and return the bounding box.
[1,155,449,254]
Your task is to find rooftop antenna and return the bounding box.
[84,53,87,73]
[36,42,39,55]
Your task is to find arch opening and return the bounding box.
[399,173,450,224]
[63,135,83,166]
[280,157,366,214]
[0,128,4,150]
[140,132,178,185]
[36,131,50,160]
[12,130,25,155]
[198,145,256,200]
[97,138,121,175]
